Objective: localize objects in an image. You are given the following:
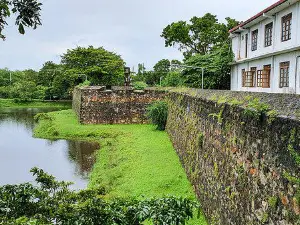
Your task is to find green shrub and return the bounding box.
[0,86,10,98]
[133,81,147,90]
[77,80,91,88]
[162,71,185,87]
[0,168,197,224]
[147,101,168,130]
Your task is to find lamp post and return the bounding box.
[171,64,205,89]
[160,76,163,86]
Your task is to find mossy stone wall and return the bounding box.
[72,86,166,124]
[166,90,300,225]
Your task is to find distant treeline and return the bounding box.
[0,46,125,101]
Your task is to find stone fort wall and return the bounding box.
[166,89,300,225]
[73,86,166,124]
[73,86,300,224]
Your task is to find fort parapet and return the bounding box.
[72,86,166,124]
[73,86,300,224]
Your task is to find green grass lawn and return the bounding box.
[0,98,71,108]
[34,110,207,225]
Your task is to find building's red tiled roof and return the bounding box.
[229,0,288,33]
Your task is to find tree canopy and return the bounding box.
[161,13,239,58]
[182,43,234,90]
[160,14,239,89]
[61,46,125,86]
[0,0,42,40]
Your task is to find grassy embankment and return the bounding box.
[34,109,207,225]
[0,99,71,108]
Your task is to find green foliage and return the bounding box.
[0,168,197,224]
[268,196,278,209]
[161,14,239,89]
[243,98,270,119]
[10,80,36,101]
[0,86,10,98]
[162,71,185,87]
[0,0,42,40]
[161,13,239,58]
[0,44,126,101]
[77,79,91,87]
[145,59,171,85]
[133,59,183,87]
[267,110,278,124]
[61,46,125,86]
[182,43,233,90]
[133,81,147,90]
[0,99,71,108]
[34,110,207,224]
[147,101,168,130]
[287,128,300,166]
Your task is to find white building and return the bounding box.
[230,0,300,94]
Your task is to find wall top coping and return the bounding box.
[166,88,300,121]
[75,86,300,120]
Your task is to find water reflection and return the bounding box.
[0,107,99,189]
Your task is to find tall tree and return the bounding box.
[161,14,239,58]
[182,43,234,90]
[61,46,125,86]
[0,0,42,40]
[144,59,171,85]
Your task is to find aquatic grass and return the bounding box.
[0,98,71,108]
[34,110,207,225]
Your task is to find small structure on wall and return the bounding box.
[72,86,166,124]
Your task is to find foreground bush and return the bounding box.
[0,168,198,224]
[147,101,168,130]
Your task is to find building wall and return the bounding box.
[231,50,300,93]
[166,89,300,225]
[72,86,166,124]
[231,1,300,62]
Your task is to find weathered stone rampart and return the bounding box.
[166,89,300,225]
[73,86,300,224]
[72,86,166,124]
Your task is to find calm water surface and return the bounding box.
[0,107,99,189]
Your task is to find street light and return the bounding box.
[171,64,205,89]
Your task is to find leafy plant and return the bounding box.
[0,168,198,224]
[133,81,147,90]
[0,0,42,40]
[147,101,168,130]
[162,71,185,87]
[77,79,91,88]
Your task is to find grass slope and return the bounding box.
[34,110,207,225]
[0,99,71,108]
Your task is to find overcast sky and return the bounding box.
[0,0,278,71]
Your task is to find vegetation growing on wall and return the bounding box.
[166,90,300,224]
[147,101,168,130]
